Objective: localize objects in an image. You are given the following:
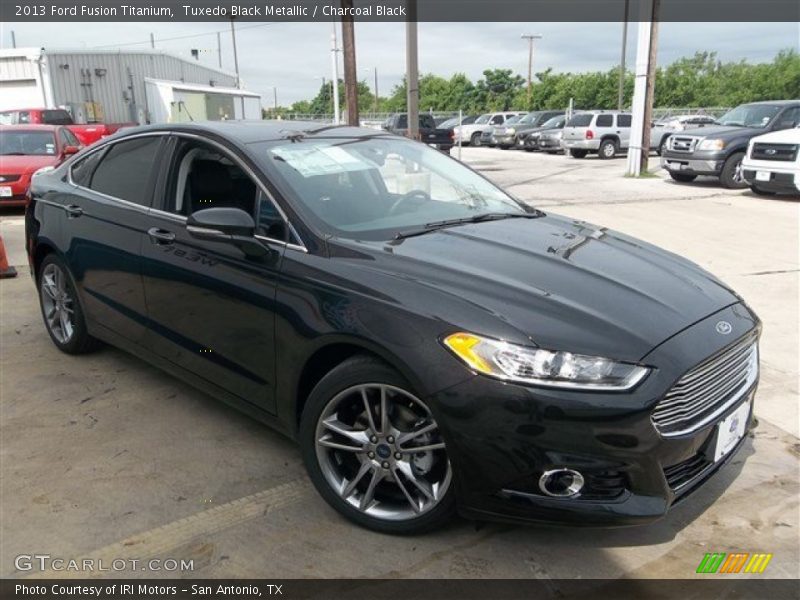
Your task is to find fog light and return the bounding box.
[538,469,584,498]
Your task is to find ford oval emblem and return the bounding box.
[765,149,777,155]
[716,321,733,335]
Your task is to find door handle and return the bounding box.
[64,204,83,218]
[147,227,176,245]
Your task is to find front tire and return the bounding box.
[38,254,100,354]
[470,133,482,147]
[300,355,455,534]
[569,149,588,159]
[668,171,698,183]
[720,152,748,189]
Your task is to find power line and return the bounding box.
[89,22,279,50]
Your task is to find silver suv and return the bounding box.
[561,111,634,159]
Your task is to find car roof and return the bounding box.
[0,124,61,132]
[743,100,800,106]
[108,120,390,144]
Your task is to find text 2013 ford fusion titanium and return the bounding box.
[26,122,760,534]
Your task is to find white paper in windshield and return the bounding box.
[271,145,367,177]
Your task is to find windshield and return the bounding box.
[541,116,564,129]
[439,117,458,129]
[503,115,522,125]
[261,136,528,241]
[0,131,57,155]
[716,104,781,128]
[517,113,536,125]
[474,114,491,124]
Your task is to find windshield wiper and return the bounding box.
[393,210,544,241]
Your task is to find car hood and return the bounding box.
[0,154,59,174]
[681,124,764,139]
[343,215,739,362]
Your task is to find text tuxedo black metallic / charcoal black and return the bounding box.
[26,121,760,533]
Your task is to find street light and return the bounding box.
[362,67,378,114]
[521,33,543,105]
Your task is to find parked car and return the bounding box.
[382,113,453,152]
[741,126,800,196]
[561,111,635,159]
[0,125,82,207]
[660,100,800,189]
[0,108,133,146]
[438,115,478,139]
[522,115,568,152]
[455,112,524,146]
[508,111,565,148]
[28,121,760,534]
[652,114,717,155]
[481,114,526,147]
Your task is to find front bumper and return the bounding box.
[431,303,760,526]
[660,151,725,176]
[742,167,800,194]
[494,134,516,146]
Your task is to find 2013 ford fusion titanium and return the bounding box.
[26,122,760,534]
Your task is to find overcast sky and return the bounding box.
[2,21,798,105]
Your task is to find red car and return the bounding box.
[0,108,133,146]
[0,125,82,207]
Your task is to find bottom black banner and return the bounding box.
[2,579,799,600]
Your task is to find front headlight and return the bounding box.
[443,332,649,390]
[698,138,726,151]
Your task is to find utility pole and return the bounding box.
[217,32,222,68]
[149,33,155,49]
[640,0,660,173]
[618,0,629,110]
[230,18,240,88]
[521,33,542,106]
[11,31,16,49]
[330,24,341,124]
[341,0,359,126]
[406,1,419,141]
[373,67,379,113]
[273,87,278,111]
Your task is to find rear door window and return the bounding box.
[86,136,163,206]
[596,115,613,127]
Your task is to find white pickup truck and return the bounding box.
[741,127,800,196]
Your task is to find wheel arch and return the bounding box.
[287,335,428,433]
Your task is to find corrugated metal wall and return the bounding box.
[0,54,38,81]
[44,51,237,123]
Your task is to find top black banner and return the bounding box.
[2,0,799,22]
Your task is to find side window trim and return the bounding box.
[162,132,307,253]
[67,132,167,211]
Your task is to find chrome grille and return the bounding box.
[668,135,700,153]
[652,333,758,437]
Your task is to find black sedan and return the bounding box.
[26,121,760,534]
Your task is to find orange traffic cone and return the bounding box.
[0,235,17,279]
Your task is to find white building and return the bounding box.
[0,48,262,124]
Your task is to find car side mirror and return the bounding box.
[63,145,80,156]
[186,207,268,257]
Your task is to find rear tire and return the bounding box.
[720,152,748,189]
[569,149,588,159]
[37,254,100,354]
[669,171,698,183]
[300,355,456,534]
[598,139,618,159]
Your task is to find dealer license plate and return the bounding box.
[755,171,771,182]
[667,161,685,170]
[0,186,12,197]
[714,400,750,462]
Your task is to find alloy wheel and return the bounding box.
[314,383,452,521]
[40,263,75,344]
[733,159,744,184]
